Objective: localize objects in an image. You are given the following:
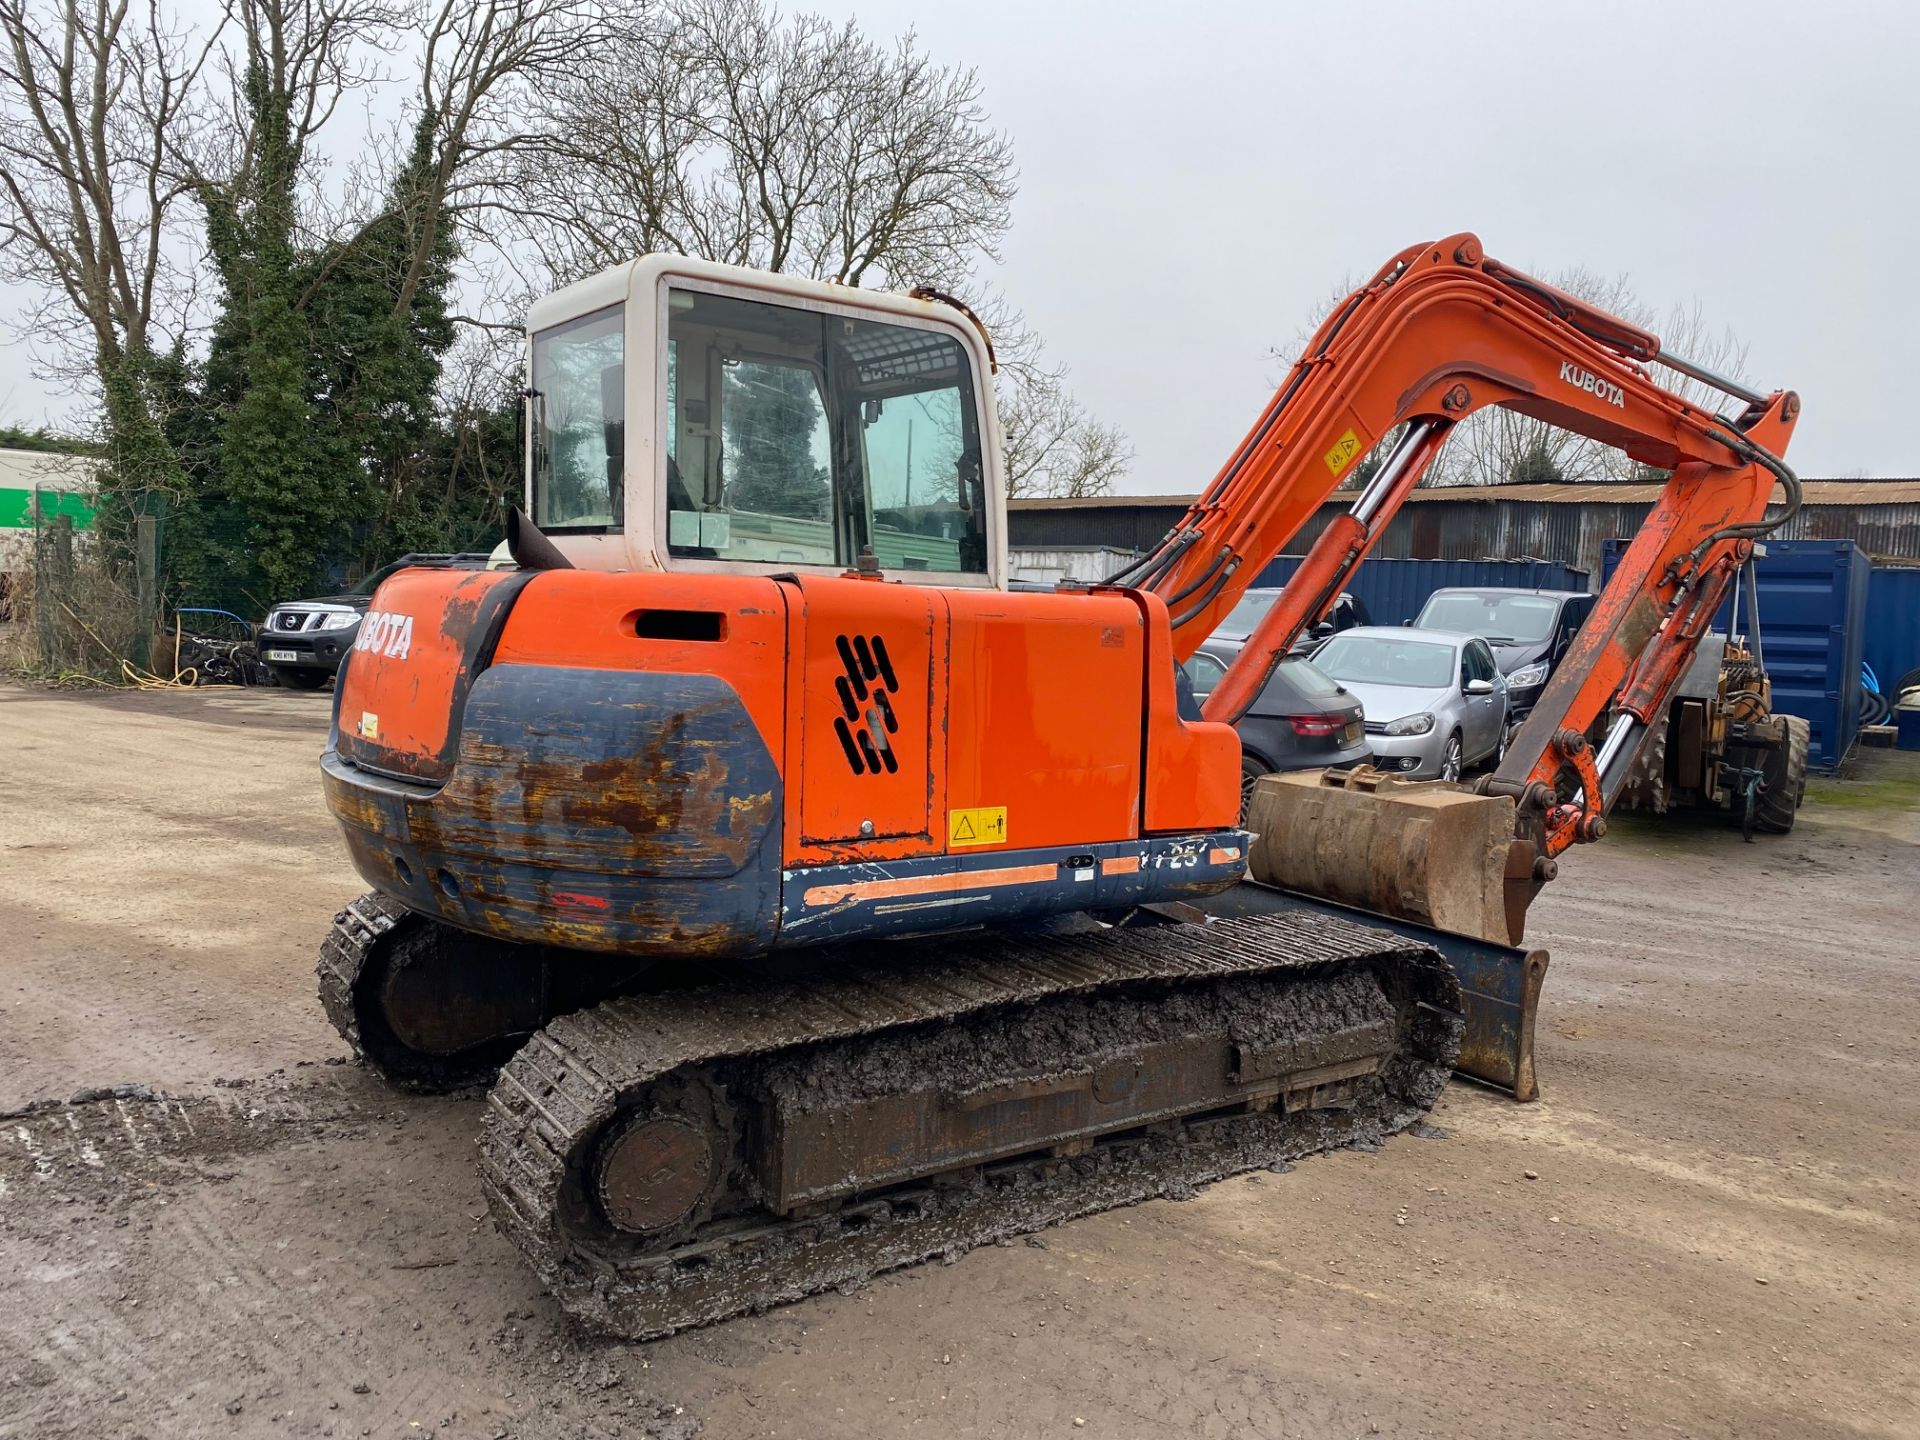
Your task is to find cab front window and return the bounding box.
[665,287,987,573]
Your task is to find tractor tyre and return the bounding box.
[1753,715,1810,834]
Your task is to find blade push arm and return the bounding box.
[1118,234,1798,862]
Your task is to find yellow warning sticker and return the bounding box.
[1323,428,1362,477]
[358,711,379,741]
[948,806,1008,848]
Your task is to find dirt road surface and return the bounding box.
[2,681,1915,1440]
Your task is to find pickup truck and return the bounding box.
[258,553,492,690]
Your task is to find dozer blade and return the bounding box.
[480,912,1461,1339]
[1245,768,1539,947]
[1239,767,1550,1101]
[1196,882,1547,1103]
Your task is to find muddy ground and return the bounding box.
[1,680,1915,1440]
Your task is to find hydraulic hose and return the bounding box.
[1704,422,1802,545]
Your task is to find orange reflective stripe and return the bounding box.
[803,863,1056,908]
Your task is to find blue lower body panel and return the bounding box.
[778,834,1250,946]
[322,664,785,957]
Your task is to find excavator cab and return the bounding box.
[518,258,1007,585]
[324,255,1248,967]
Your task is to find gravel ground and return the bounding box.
[2,680,1915,1440]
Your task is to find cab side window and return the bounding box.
[1182,651,1227,698]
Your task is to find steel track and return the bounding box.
[317,891,510,1091]
[479,912,1462,1339]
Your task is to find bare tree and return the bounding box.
[188,0,625,331]
[961,292,1128,501]
[191,0,403,209]
[506,0,1017,290]
[0,0,219,487]
[380,0,628,321]
[999,370,1130,500]
[1274,267,1751,488]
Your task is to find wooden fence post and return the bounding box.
[134,514,158,672]
[31,492,53,659]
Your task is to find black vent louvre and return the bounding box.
[831,633,902,775]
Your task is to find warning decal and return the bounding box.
[1323,428,1362,477]
[948,806,1009,848]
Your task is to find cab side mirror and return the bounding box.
[1465,678,1495,696]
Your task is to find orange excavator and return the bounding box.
[317,234,1798,1337]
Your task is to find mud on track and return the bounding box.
[2,680,1918,1439]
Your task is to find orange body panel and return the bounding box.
[781,577,946,861]
[491,570,791,765]
[335,565,1241,882]
[333,567,521,781]
[1132,589,1242,833]
[943,589,1151,851]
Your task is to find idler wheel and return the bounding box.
[594,1114,717,1234]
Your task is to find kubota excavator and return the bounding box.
[317,234,1799,1338]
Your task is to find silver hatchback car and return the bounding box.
[1309,626,1509,781]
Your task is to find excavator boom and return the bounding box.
[1111,234,1799,939]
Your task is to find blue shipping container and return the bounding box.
[1863,566,1920,700]
[1601,538,1869,772]
[1250,556,1591,631]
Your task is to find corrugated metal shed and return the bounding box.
[0,446,96,495]
[1007,480,1920,574]
[1006,545,1136,585]
[1007,494,1195,553]
[0,448,97,573]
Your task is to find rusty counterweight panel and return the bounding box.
[324,664,784,956]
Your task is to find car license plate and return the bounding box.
[266,649,298,662]
[1343,719,1363,745]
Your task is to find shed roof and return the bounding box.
[1397,479,1920,505]
[1008,479,1920,511]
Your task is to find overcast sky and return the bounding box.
[811,0,1920,490]
[3,0,1914,489]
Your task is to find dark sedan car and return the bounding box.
[1410,587,1596,719]
[1184,641,1370,815]
[259,552,492,689]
